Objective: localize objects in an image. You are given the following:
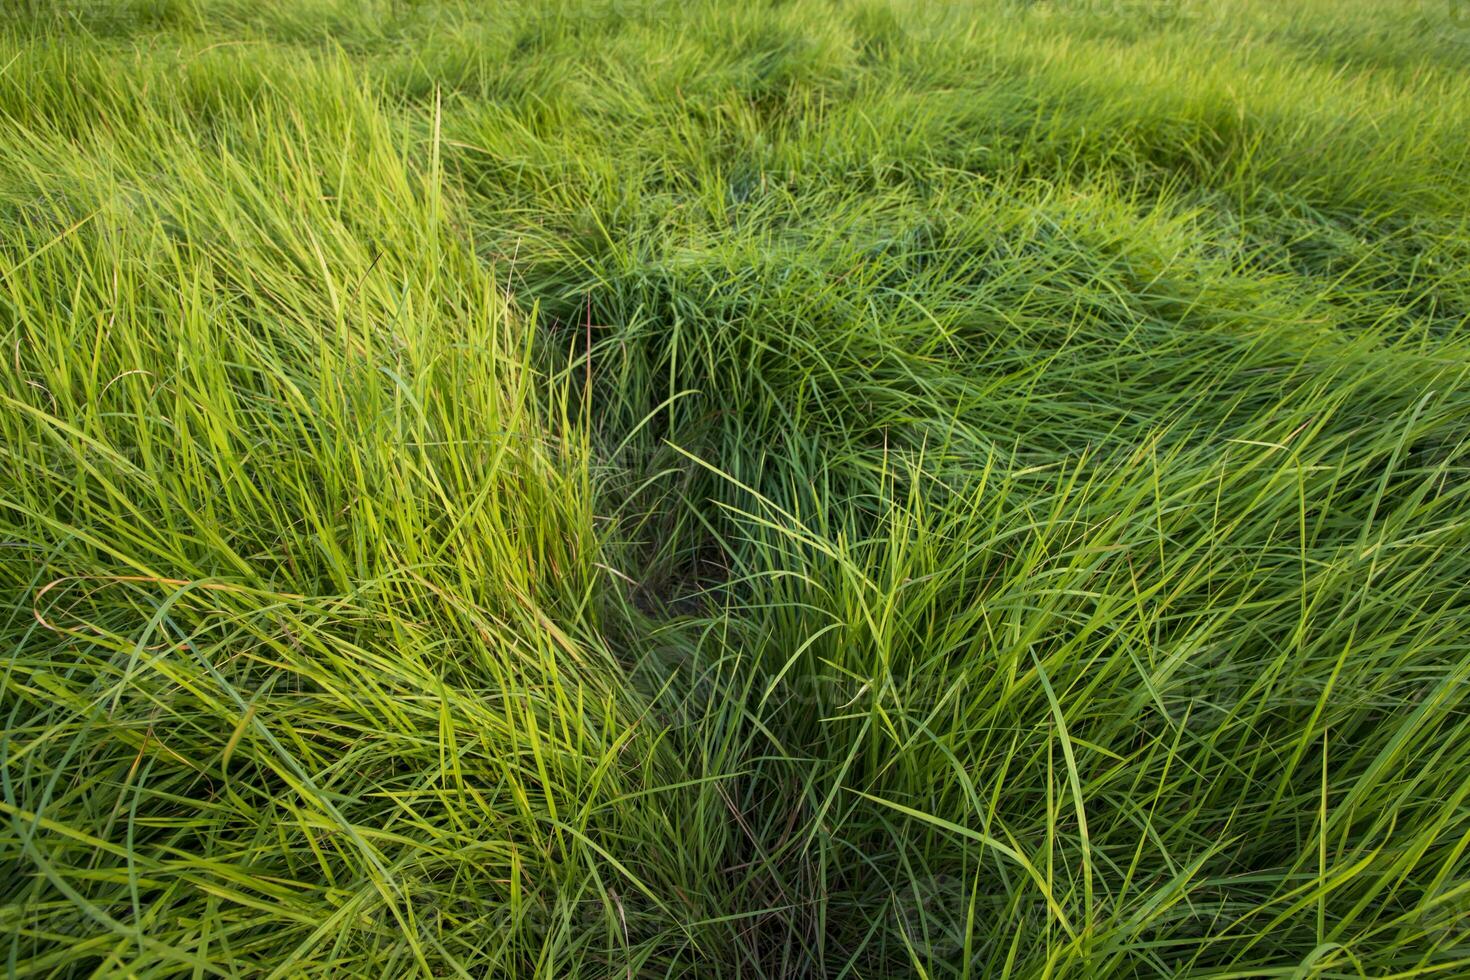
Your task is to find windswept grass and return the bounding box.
[3,1,1470,976]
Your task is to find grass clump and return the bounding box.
[3,1,1470,976]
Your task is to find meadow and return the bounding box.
[3,0,1470,975]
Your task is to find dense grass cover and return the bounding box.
[4,0,1470,975]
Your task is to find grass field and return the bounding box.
[4,0,1470,976]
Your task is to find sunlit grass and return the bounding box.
[3,1,1470,976]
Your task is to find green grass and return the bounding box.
[3,0,1470,975]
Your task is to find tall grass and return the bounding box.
[3,1,1470,976]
